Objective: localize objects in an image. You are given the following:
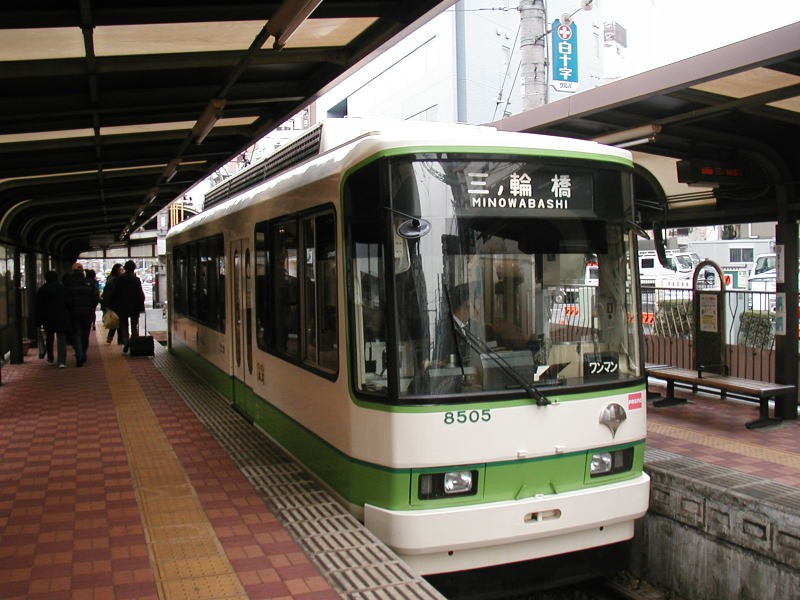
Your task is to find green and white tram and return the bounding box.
[167,119,650,575]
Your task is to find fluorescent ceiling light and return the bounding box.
[192,99,226,145]
[266,0,324,49]
[593,124,662,146]
[163,160,180,182]
[615,137,653,149]
[271,17,377,49]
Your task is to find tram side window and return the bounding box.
[302,213,337,372]
[204,234,224,330]
[351,239,386,394]
[255,225,269,349]
[343,161,387,397]
[172,247,188,315]
[255,210,337,374]
[216,241,226,330]
[273,220,300,358]
[197,239,211,323]
[188,245,200,318]
[172,234,225,332]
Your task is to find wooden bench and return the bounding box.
[644,362,669,400]
[645,365,796,430]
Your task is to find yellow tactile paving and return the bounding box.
[648,421,800,469]
[98,331,249,600]
[162,573,249,600]
[151,536,222,562]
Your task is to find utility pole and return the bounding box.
[519,0,547,110]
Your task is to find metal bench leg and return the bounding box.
[745,396,783,429]
[653,379,687,408]
[646,379,662,401]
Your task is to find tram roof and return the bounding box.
[493,21,800,230]
[0,1,453,258]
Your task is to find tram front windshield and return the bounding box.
[350,157,641,401]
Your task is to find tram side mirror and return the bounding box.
[385,206,429,273]
[384,206,431,240]
[396,217,431,239]
[652,221,671,269]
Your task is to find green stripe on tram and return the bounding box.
[172,347,646,511]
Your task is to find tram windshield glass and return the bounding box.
[349,156,641,401]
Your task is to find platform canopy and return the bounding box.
[0,1,453,258]
[494,22,800,230]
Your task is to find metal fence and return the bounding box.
[642,286,779,382]
[538,283,781,383]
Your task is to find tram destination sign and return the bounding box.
[460,169,594,217]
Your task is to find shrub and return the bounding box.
[738,311,774,349]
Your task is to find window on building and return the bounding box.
[729,247,754,263]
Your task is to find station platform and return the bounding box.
[645,383,800,488]
[637,380,800,599]
[0,315,443,600]
[1,317,798,599]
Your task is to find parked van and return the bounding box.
[638,250,695,288]
[750,253,777,279]
[747,253,777,311]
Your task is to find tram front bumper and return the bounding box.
[364,473,650,571]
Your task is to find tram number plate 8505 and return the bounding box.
[444,409,492,425]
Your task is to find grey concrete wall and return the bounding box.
[630,448,800,599]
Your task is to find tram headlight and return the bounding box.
[589,447,634,478]
[590,452,613,475]
[444,471,473,494]
[418,470,478,500]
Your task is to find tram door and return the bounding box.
[230,238,254,413]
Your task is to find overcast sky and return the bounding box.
[603,0,800,75]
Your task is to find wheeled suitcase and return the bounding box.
[128,311,155,357]
[128,333,154,356]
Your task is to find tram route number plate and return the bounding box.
[583,352,619,380]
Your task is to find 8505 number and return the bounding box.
[444,409,491,425]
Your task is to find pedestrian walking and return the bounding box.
[107,260,145,353]
[35,270,72,368]
[64,262,99,366]
[85,269,101,331]
[101,263,124,344]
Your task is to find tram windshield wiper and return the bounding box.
[442,284,550,407]
[455,325,551,407]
